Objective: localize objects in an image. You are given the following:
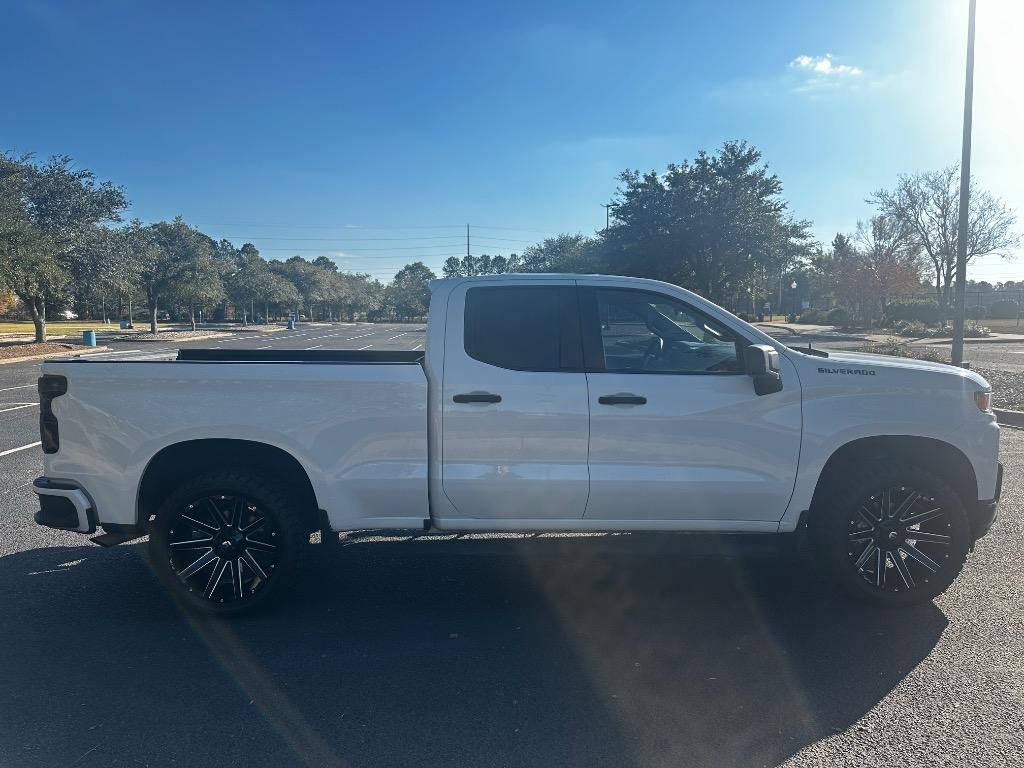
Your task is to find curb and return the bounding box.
[994,408,1024,428]
[0,346,111,366]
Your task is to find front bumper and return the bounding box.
[969,462,1002,543]
[33,477,96,534]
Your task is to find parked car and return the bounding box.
[33,274,1001,614]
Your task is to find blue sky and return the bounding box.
[3,0,1021,283]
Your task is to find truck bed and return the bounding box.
[176,348,425,364]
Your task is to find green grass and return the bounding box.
[0,320,120,334]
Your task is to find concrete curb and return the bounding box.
[0,346,111,366]
[994,408,1024,428]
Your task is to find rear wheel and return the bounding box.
[149,470,307,615]
[815,463,971,606]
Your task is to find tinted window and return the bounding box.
[464,286,581,372]
[593,289,741,373]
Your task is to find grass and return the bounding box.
[0,320,119,334]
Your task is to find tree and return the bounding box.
[853,215,925,322]
[519,234,596,273]
[602,142,813,301]
[872,166,1019,321]
[442,253,521,277]
[145,217,221,333]
[0,153,127,341]
[384,261,435,319]
[227,243,275,324]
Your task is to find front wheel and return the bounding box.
[149,470,307,615]
[815,463,972,606]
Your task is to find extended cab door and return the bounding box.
[439,280,590,520]
[580,285,801,524]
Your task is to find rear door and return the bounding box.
[581,285,802,523]
[440,280,590,520]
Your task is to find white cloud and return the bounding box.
[789,53,863,78]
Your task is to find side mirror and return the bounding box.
[744,344,783,395]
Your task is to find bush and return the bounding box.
[826,307,852,326]
[988,299,1018,319]
[885,297,939,325]
[860,338,949,364]
[797,308,828,324]
[966,305,988,320]
[928,321,991,338]
[893,319,929,337]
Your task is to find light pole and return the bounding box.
[790,280,798,321]
[952,0,977,367]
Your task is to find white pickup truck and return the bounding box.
[33,274,1001,614]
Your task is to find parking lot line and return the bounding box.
[0,384,36,392]
[0,403,37,414]
[0,441,41,457]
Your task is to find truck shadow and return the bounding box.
[0,534,946,768]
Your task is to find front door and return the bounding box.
[440,280,590,519]
[580,286,801,523]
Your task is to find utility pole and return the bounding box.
[952,0,977,367]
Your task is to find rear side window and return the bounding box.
[464,286,582,372]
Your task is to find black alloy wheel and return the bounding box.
[149,471,306,615]
[817,463,971,606]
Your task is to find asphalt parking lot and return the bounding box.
[1,324,1022,767]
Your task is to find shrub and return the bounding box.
[928,322,991,338]
[966,305,988,320]
[988,299,1018,319]
[826,307,852,326]
[860,338,949,364]
[797,308,828,324]
[893,319,929,337]
[885,297,940,325]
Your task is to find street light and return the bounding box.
[790,281,798,321]
[952,0,977,367]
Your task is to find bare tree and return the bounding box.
[872,166,1018,320]
[854,215,925,321]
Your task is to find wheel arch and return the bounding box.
[809,435,978,517]
[137,438,320,532]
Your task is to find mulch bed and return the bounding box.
[0,342,89,360]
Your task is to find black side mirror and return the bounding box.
[744,344,783,395]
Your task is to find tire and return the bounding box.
[148,470,307,616]
[813,462,972,606]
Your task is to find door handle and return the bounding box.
[453,391,502,404]
[598,393,647,405]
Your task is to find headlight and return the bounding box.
[975,390,992,412]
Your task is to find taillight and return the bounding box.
[975,390,992,413]
[38,375,67,454]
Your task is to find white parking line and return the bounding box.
[0,441,41,457]
[0,403,37,414]
[0,384,36,392]
[257,345,272,349]
[413,344,423,350]
[358,344,373,350]
[82,349,142,357]
[307,344,323,349]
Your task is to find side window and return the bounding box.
[464,286,582,372]
[592,288,742,373]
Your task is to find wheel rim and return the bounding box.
[845,485,954,593]
[166,494,281,604]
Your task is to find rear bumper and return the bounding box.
[969,463,1002,543]
[33,477,96,534]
